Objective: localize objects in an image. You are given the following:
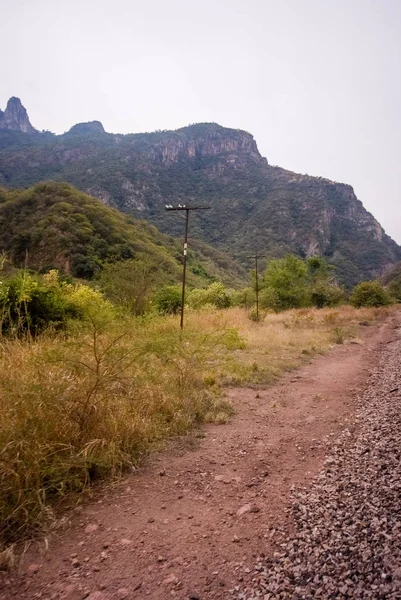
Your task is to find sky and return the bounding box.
[1,0,401,242]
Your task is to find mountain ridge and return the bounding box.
[0,97,399,287]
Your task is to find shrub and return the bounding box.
[349,281,391,308]
[230,287,256,308]
[154,285,182,314]
[387,278,401,303]
[98,257,164,315]
[310,282,345,308]
[0,318,237,545]
[0,270,115,337]
[187,282,232,310]
[262,255,310,311]
[0,271,80,336]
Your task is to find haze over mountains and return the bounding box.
[0,97,400,287]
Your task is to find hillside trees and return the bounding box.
[259,254,344,311]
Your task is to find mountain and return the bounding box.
[0,181,247,287]
[0,97,36,133]
[0,97,399,287]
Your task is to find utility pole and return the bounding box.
[247,253,266,320]
[165,204,210,329]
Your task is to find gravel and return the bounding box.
[240,336,401,600]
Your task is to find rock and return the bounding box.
[237,504,252,517]
[26,563,41,575]
[0,97,36,133]
[116,589,130,599]
[84,524,99,534]
[67,121,105,135]
[119,539,133,547]
[163,573,178,585]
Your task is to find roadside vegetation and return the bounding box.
[0,247,399,557]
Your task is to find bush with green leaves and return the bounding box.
[310,282,345,308]
[187,282,232,310]
[0,271,77,336]
[154,285,182,314]
[98,256,165,315]
[349,281,392,308]
[261,255,310,311]
[258,254,345,312]
[230,287,256,308]
[0,269,114,337]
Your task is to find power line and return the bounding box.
[165,204,210,329]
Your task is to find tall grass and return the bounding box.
[0,304,393,551]
[182,305,394,385]
[0,317,239,546]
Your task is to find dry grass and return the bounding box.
[182,305,395,385]
[0,303,395,551]
[0,318,238,548]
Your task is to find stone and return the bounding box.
[237,504,252,517]
[163,573,178,585]
[84,524,99,534]
[26,563,41,575]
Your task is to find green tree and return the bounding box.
[187,282,232,310]
[262,255,310,311]
[98,257,163,315]
[155,285,182,315]
[307,256,344,308]
[349,281,391,308]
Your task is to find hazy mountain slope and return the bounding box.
[0,181,247,287]
[0,98,399,287]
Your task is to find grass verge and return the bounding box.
[0,304,395,552]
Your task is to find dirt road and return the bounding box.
[1,315,398,600]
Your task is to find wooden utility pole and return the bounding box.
[165,204,210,329]
[247,253,266,320]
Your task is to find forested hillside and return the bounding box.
[0,181,247,286]
[1,98,400,287]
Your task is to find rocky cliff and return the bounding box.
[0,98,399,286]
[0,97,36,133]
[67,121,105,135]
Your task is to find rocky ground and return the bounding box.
[1,315,400,600]
[240,332,401,599]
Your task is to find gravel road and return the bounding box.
[241,335,401,599]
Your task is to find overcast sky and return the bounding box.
[1,0,401,242]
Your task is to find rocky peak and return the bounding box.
[67,121,105,135]
[0,97,36,133]
[151,123,267,167]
